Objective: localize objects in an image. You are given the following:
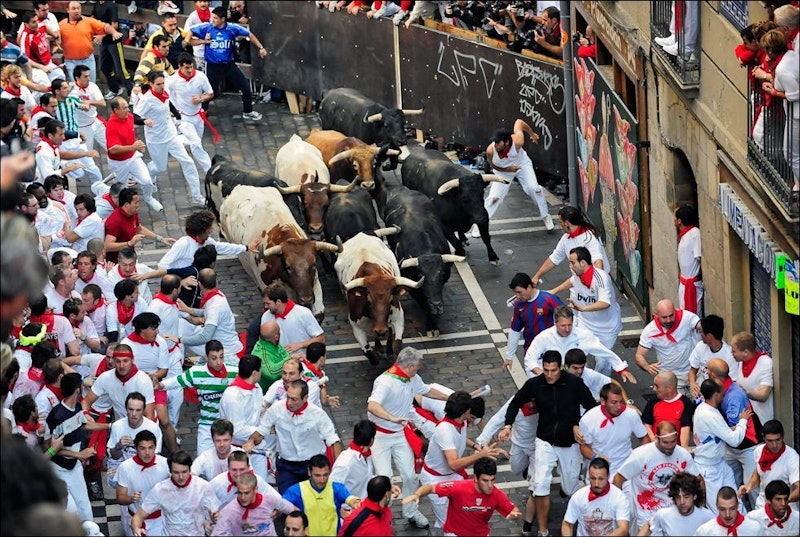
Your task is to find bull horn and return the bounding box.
[386,148,401,156]
[441,254,466,263]
[401,108,424,116]
[437,178,461,195]
[374,224,401,237]
[395,276,425,289]
[344,277,367,291]
[365,112,383,123]
[315,241,342,253]
[482,174,510,184]
[330,178,358,193]
[312,171,320,183]
[260,244,283,259]
[275,184,302,195]
[400,257,419,269]
[328,150,354,165]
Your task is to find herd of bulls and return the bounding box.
[204,88,511,364]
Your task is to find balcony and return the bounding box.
[650,0,701,92]
[747,79,800,219]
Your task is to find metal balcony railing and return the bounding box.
[650,0,701,88]
[747,78,800,218]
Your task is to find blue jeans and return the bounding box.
[65,54,97,83]
[206,61,253,114]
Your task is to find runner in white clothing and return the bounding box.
[562,458,630,536]
[730,331,774,424]
[191,419,243,481]
[69,65,107,154]
[166,55,214,178]
[65,195,105,254]
[106,247,154,304]
[549,246,622,358]
[133,70,203,205]
[688,314,736,399]
[115,430,169,537]
[635,299,701,396]
[106,280,149,342]
[146,275,193,369]
[745,480,799,536]
[208,450,284,508]
[638,472,714,536]
[82,344,156,422]
[470,120,553,238]
[106,392,163,488]
[75,251,114,299]
[694,487,764,536]
[183,1,210,71]
[330,419,380,499]
[675,205,703,317]
[259,283,324,356]
[740,420,800,511]
[263,359,322,409]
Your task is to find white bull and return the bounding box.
[274,134,331,186]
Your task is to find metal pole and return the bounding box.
[561,1,578,208]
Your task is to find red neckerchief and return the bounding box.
[384,364,410,383]
[741,351,766,378]
[274,300,296,319]
[521,401,537,416]
[588,483,611,501]
[652,309,684,343]
[16,420,39,433]
[497,142,511,159]
[149,88,169,103]
[287,399,308,417]
[207,363,228,379]
[44,383,62,401]
[152,47,168,63]
[579,265,595,289]
[29,312,56,333]
[302,359,323,380]
[226,469,254,492]
[766,504,791,528]
[78,270,95,283]
[759,443,786,472]
[171,475,192,489]
[240,492,263,520]
[677,224,696,243]
[41,136,59,151]
[133,455,157,471]
[153,291,176,305]
[69,316,81,329]
[349,440,372,458]
[189,235,204,245]
[128,332,159,347]
[200,288,224,308]
[441,416,465,432]
[178,68,196,82]
[4,85,21,97]
[117,301,136,326]
[95,358,110,378]
[567,226,587,239]
[31,105,45,117]
[196,7,211,22]
[230,376,256,391]
[717,512,745,536]
[600,404,626,428]
[86,296,105,314]
[117,264,137,278]
[102,193,118,209]
[115,363,140,384]
[27,367,44,383]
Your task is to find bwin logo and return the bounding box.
[575,293,596,304]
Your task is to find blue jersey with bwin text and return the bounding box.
[511,291,563,351]
[190,22,250,64]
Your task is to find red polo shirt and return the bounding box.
[435,479,515,536]
[104,207,139,263]
[105,113,136,161]
[338,499,393,536]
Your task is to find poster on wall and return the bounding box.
[574,57,645,305]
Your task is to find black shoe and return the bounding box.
[88,480,104,501]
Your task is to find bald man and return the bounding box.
[251,320,290,392]
[641,371,695,447]
[707,358,762,508]
[635,299,701,396]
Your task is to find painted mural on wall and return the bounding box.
[574,58,644,303]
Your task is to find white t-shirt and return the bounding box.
[107,417,163,466]
[424,419,468,477]
[139,474,220,536]
[218,384,264,446]
[75,268,115,301]
[134,90,178,144]
[638,310,701,376]
[677,226,701,278]
[260,304,324,356]
[734,355,774,424]
[166,69,213,116]
[692,402,748,466]
[746,505,800,536]
[115,455,170,517]
[616,442,699,523]
[44,287,81,318]
[121,334,172,376]
[209,471,280,508]
[69,81,103,125]
[90,369,155,419]
[548,229,610,272]
[256,401,339,462]
[563,484,630,536]
[329,448,374,499]
[191,446,243,482]
[689,341,736,385]
[752,443,800,509]
[202,293,242,359]
[580,405,647,475]
[32,312,77,359]
[694,516,764,536]
[577,367,613,401]
[105,298,149,339]
[648,505,714,536]
[70,213,105,253]
[157,235,246,270]
[570,266,622,340]
[367,370,430,433]
[107,263,154,304]
[263,378,321,409]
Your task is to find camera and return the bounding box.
[446,2,462,17]
[513,1,527,17]
[572,31,583,44]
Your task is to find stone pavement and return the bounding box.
[78,94,653,537]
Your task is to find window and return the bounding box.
[720,1,749,32]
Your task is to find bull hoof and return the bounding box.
[365,349,379,365]
[490,259,502,266]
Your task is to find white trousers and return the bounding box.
[509,442,536,491]
[146,138,202,198]
[726,445,757,507]
[420,468,461,529]
[179,115,212,173]
[697,461,739,515]
[61,137,103,183]
[532,439,581,496]
[121,506,165,536]
[78,120,107,154]
[196,422,213,456]
[107,153,155,200]
[52,461,93,522]
[372,430,422,518]
[485,158,549,220]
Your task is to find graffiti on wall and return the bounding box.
[574,58,643,298]
[516,58,565,151]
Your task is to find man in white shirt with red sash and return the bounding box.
[107,246,154,304]
[635,299,701,396]
[740,419,799,512]
[106,279,148,342]
[115,430,169,536]
[70,64,107,154]
[675,205,703,316]
[147,275,192,365]
[366,346,449,529]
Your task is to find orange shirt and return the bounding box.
[58,16,106,60]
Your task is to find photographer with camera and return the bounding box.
[575,25,596,59]
[528,5,566,60]
[506,1,538,52]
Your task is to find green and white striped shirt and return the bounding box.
[55,96,81,133]
[163,364,239,426]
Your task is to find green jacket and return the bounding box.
[251,339,290,392]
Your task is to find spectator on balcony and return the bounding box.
[184,1,212,71]
[58,1,123,84]
[773,4,799,51]
[92,0,133,99]
[576,25,597,59]
[365,1,407,22]
[761,29,799,194]
[143,11,198,69]
[529,5,566,60]
[655,1,699,59]
[749,21,778,149]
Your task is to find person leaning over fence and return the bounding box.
[59,1,123,84]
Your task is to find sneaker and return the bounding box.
[469,224,481,238]
[662,43,679,56]
[102,171,117,184]
[116,88,126,96]
[536,532,550,537]
[242,111,262,121]
[654,34,676,47]
[104,90,117,100]
[145,198,164,212]
[191,195,206,206]
[87,480,104,501]
[544,214,555,232]
[407,511,430,529]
